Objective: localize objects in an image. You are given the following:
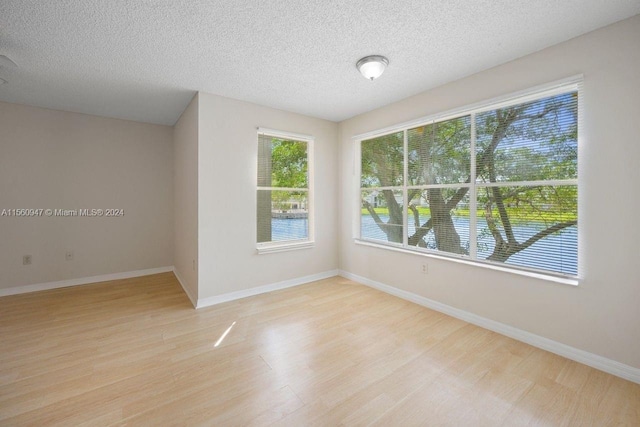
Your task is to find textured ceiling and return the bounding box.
[0,1,638,125]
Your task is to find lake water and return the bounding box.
[362,214,577,275]
[270,215,577,275]
[272,218,309,242]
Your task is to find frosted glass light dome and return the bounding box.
[356,55,389,80]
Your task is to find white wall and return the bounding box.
[173,94,199,302]
[338,15,640,368]
[0,102,174,290]
[197,92,338,299]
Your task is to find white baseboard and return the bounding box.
[338,270,640,385]
[196,269,339,309]
[0,266,174,297]
[172,267,197,308]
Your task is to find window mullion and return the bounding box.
[469,113,477,259]
[403,129,408,247]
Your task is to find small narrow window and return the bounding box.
[257,129,314,253]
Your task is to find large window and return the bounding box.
[358,82,579,278]
[257,129,313,252]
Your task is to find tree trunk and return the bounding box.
[428,189,466,254]
[380,190,403,243]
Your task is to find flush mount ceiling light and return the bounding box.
[356,55,388,81]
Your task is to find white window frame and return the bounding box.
[353,76,583,285]
[256,127,314,254]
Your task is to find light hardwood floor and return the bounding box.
[0,273,638,426]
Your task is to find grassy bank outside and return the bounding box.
[361,206,576,224]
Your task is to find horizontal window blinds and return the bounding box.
[359,87,578,277]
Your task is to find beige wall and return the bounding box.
[173,94,199,303]
[197,92,339,299]
[338,15,640,368]
[0,102,174,289]
[1,13,637,372]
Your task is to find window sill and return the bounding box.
[257,240,315,254]
[354,239,579,286]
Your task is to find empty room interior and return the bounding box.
[1,1,639,425]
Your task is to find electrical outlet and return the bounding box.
[421,263,428,274]
[65,250,74,261]
[23,255,32,265]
